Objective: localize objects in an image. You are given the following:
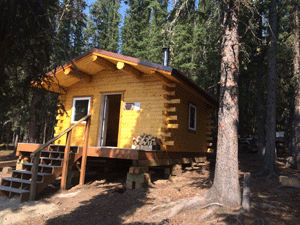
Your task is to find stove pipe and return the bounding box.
[162,47,169,67]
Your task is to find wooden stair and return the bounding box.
[0,145,81,201]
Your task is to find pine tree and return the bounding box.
[263,0,278,178]
[193,0,221,93]
[0,0,60,145]
[121,0,152,58]
[56,0,87,60]
[291,0,300,166]
[146,0,168,63]
[73,0,88,56]
[85,0,121,52]
[171,0,196,76]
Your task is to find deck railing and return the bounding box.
[29,114,91,200]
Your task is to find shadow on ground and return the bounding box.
[217,151,300,225]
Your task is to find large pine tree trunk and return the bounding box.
[210,0,241,207]
[263,0,278,177]
[257,3,266,161]
[291,0,300,168]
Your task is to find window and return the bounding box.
[188,103,197,131]
[71,97,91,123]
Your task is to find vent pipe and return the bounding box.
[162,47,169,67]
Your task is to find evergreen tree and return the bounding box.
[146,0,168,63]
[171,0,196,75]
[165,0,221,97]
[56,0,87,60]
[263,0,278,178]
[0,0,60,145]
[121,0,152,58]
[290,0,300,166]
[193,0,221,94]
[212,0,241,207]
[85,0,121,52]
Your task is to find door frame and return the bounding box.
[97,92,123,147]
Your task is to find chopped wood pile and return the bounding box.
[132,133,157,150]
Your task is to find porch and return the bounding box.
[0,114,206,201]
[17,143,206,167]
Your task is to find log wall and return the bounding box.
[54,68,215,154]
[54,69,168,148]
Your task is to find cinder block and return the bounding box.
[126,173,151,189]
[2,167,12,173]
[171,164,182,176]
[194,157,207,163]
[279,176,300,188]
[191,162,198,168]
[164,168,171,179]
[126,180,135,189]
[129,166,149,174]
[144,173,151,184]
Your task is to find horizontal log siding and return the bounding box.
[54,70,166,148]
[169,85,210,153]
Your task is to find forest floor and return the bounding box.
[0,149,300,225]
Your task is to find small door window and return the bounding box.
[188,103,197,131]
[71,97,91,123]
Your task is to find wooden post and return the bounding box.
[242,172,251,212]
[29,151,41,201]
[79,117,91,185]
[61,130,72,190]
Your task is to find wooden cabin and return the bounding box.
[49,49,217,151]
[0,49,218,201]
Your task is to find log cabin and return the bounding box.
[0,48,218,201]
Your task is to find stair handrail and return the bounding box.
[29,114,91,201]
[30,114,91,158]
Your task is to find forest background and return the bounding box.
[0,0,298,158]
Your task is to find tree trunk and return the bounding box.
[28,89,41,143]
[263,0,278,177]
[0,122,3,143]
[256,2,266,161]
[13,127,20,155]
[210,0,241,207]
[43,121,47,144]
[291,0,300,168]
[6,123,11,150]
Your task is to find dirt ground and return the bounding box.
[0,150,300,225]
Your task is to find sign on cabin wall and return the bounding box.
[123,102,140,111]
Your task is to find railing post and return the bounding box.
[79,117,91,185]
[29,151,41,201]
[61,130,72,190]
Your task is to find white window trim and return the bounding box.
[188,103,197,131]
[71,97,91,124]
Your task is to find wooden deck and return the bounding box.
[17,143,206,167]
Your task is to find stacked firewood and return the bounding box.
[132,133,157,150]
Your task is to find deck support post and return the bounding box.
[126,166,151,189]
[61,130,72,190]
[79,117,91,185]
[171,164,182,176]
[29,151,41,201]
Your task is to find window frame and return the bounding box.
[188,103,197,131]
[71,97,91,124]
